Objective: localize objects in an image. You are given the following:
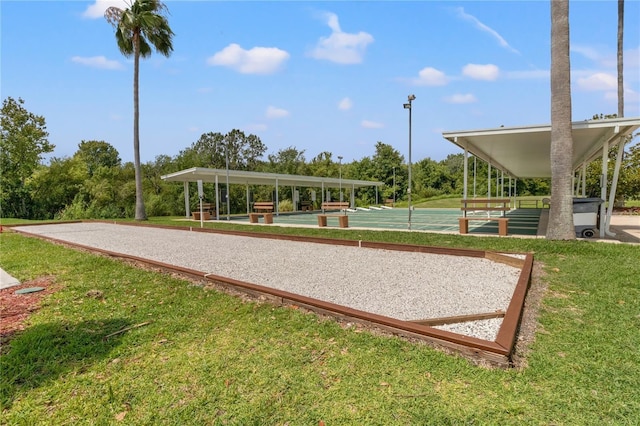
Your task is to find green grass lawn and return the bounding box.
[1,220,639,424]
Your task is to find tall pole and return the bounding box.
[403,94,415,230]
[225,142,230,221]
[338,155,343,213]
[393,166,396,207]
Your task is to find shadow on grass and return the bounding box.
[0,318,130,409]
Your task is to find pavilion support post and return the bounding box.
[582,162,587,197]
[463,148,468,199]
[473,156,477,198]
[599,141,608,238]
[215,175,220,221]
[184,182,190,218]
[246,185,250,215]
[605,136,626,236]
[500,170,504,198]
[351,184,355,208]
[488,162,492,199]
[275,178,279,217]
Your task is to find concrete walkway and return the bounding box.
[0,268,20,289]
[609,214,640,244]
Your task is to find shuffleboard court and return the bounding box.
[239,207,543,236]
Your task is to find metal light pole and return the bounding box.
[403,94,415,230]
[225,142,230,221]
[393,166,396,207]
[338,155,343,213]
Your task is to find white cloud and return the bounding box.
[71,55,124,70]
[187,126,199,133]
[338,97,353,110]
[571,45,602,62]
[577,72,617,91]
[454,7,520,55]
[572,44,616,68]
[308,12,374,64]
[361,120,384,129]
[444,93,478,104]
[207,43,289,75]
[462,64,499,81]
[413,67,449,86]
[265,106,290,119]
[82,0,128,19]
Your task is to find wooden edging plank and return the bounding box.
[485,252,525,269]
[410,310,506,327]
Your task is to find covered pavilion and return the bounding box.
[442,116,640,238]
[161,167,384,220]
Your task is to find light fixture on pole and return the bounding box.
[337,155,343,213]
[225,141,230,221]
[403,94,415,230]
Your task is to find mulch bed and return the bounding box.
[0,276,58,348]
[613,207,640,215]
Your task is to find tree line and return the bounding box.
[3,97,638,220]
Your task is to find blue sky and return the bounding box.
[2,1,639,165]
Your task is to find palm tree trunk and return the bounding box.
[547,0,575,240]
[133,30,147,220]
[617,0,624,118]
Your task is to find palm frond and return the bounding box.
[104,7,123,27]
[106,0,174,58]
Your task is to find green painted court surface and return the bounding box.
[241,208,543,236]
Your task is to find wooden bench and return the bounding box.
[249,212,273,224]
[517,199,539,208]
[253,201,274,212]
[202,203,216,215]
[300,200,314,211]
[459,198,510,236]
[317,214,348,228]
[321,201,349,212]
[193,202,215,220]
[192,211,210,220]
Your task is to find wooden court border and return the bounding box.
[9,221,534,367]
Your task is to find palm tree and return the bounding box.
[105,0,174,220]
[547,0,575,240]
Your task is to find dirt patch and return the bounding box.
[0,276,58,349]
[510,261,548,369]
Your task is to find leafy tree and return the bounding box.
[621,141,640,200]
[413,158,451,198]
[307,151,335,177]
[105,0,174,221]
[371,142,404,200]
[143,155,185,216]
[28,157,86,219]
[177,130,267,171]
[349,156,377,205]
[74,140,121,177]
[267,147,308,175]
[0,97,53,218]
[547,0,575,240]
